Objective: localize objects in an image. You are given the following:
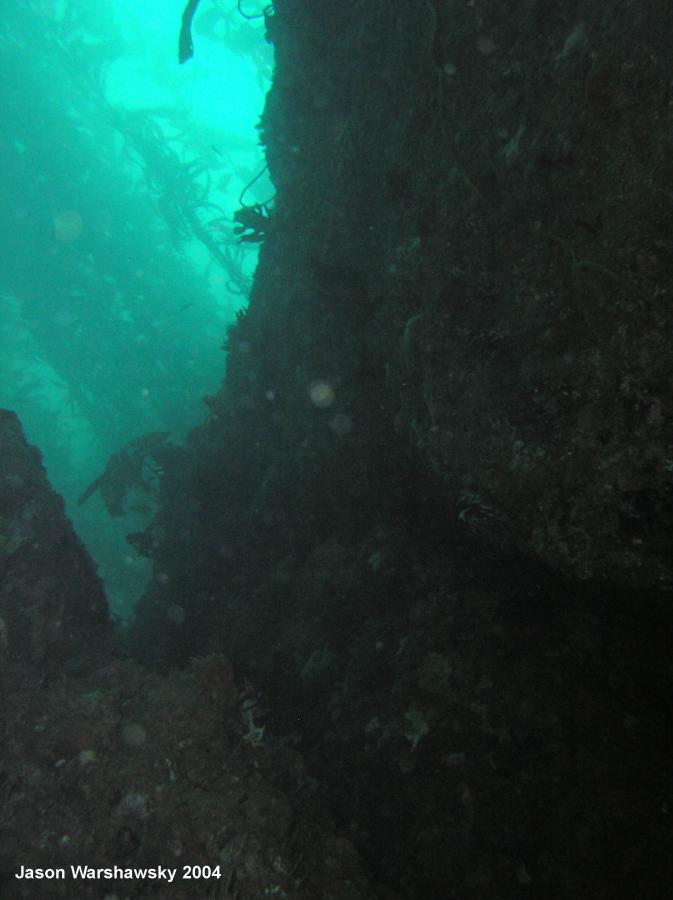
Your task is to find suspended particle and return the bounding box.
[167,604,186,626]
[329,413,353,436]
[53,209,83,243]
[308,379,335,408]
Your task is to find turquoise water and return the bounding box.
[0,0,273,619]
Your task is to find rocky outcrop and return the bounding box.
[0,409,112,672]
[252,0,673,590]
[127,2,673,897]
[0,410,377,900]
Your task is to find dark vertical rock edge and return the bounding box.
[130,2,673,897]
[0,409,113,672]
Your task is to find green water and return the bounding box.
[0,0,273,619]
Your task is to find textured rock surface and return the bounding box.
[0,409,112,672]
[124,2,673,897]
[251,0,673,590]
[0,411,376,900]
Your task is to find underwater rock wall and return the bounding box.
[255,0,673,590]
[0,410,377,900]
[129,2,673,898]
[0,409,112,672]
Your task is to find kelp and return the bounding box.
[78,432,173,517]
[179,0,202,64]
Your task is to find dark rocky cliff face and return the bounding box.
[129,2,673,897]
[0,412,377,900]
[0,409,113,673]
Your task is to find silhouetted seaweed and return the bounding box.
[179,0,202,64]
[77,432,172,517]
[233,204,272,243]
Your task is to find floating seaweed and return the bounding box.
[178,0,202,64]
[77,431,173,517]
